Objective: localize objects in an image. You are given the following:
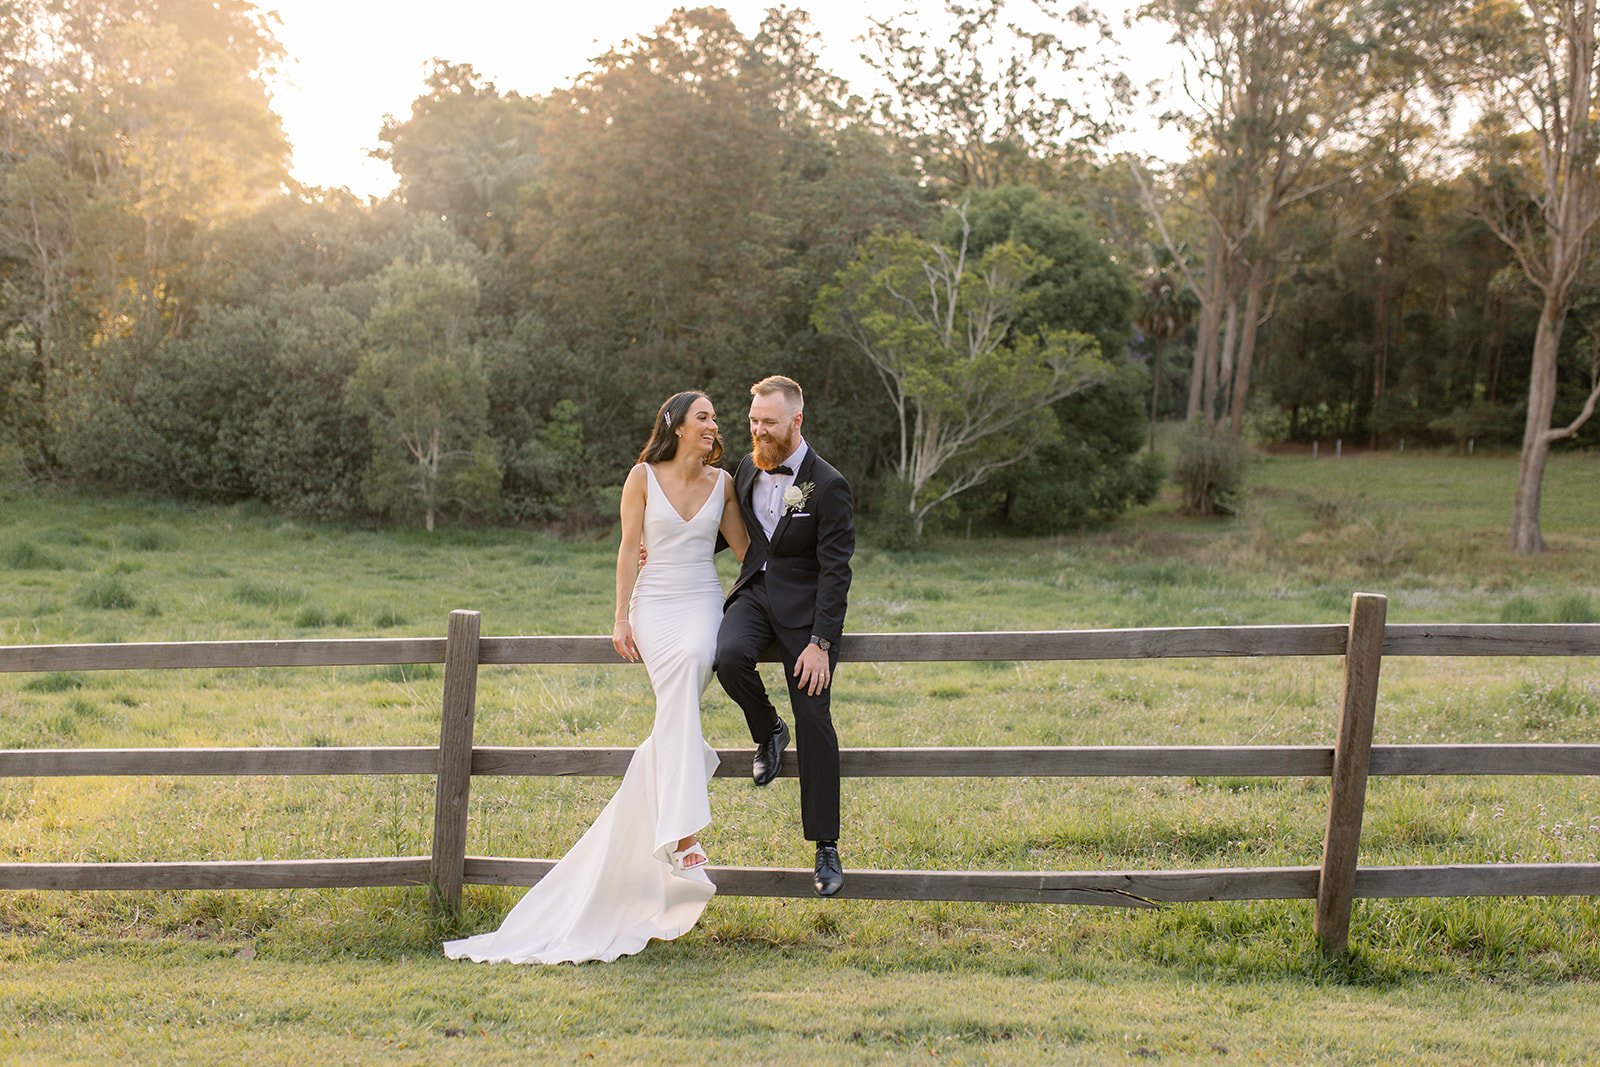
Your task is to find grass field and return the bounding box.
[2,447,1598,1063]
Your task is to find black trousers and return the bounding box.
[715,576,841,842]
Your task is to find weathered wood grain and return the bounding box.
[478,626,1352,665]
[6,744,1592,781]
[469,746,1337,778]
[1354,863,1600,898]
[1384,623,1600,657]
[430,611,480,914]
[1316,592,1387,954]
[0,747,437,777]
[0,638,445,673]
[1369,745,1600,776]
[0,857,432,890]
[461,857,1321,903]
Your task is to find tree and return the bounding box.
[814,203,1110,537]
[1135,254,1198,444]
[862,0,1117,194]
[1464,0,1600,553]
[347,260,499,531]
[1132,0,1430,435]
[0,0,288,472]
[376,61,544,256]
[935,185,1157,533]
[522,6,926,491]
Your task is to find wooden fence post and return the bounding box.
[430,610,481,916]
[1315,592,1387,954]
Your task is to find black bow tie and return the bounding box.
[768,465,794,476]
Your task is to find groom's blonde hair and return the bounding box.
[751,375,803,413]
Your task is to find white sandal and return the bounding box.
[670,841,709,871]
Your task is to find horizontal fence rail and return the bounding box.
[5,623,1597,674]
[7,744,1600,780]
[2,606,1598,956]
[6,858,1597,904]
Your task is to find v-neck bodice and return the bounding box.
[634,465,726,595]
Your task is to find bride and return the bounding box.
[444,390,749,964]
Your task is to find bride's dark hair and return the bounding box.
[637,390,725,466]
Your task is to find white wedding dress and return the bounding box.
[444,465,725,964]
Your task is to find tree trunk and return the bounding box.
[1149,338,1164,450]
[1186,228,1226,421]
[1510,295,1567,553]
[1228,258,1269,436]
[1370,224,1392,446]
[1209,298,1239,425]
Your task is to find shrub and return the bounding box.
[1172,420,1246,516]
[955,361,1165,535]
[865,474,918,551]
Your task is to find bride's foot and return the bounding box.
[671,836,708,871]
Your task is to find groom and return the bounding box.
[715,375,855,897]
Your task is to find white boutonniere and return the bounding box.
[782,481,815,513]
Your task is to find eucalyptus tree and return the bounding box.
[862,0,1119,194]
[814,201,1111,538]
[1460,0,1600,553]
[1132,0,1436,435]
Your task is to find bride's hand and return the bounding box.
[612,620,639,662]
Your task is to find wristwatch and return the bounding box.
[809,636,832,651]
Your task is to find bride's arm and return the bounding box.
[719,473,750,562]
[612,465,648,661]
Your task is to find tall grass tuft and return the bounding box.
[3,540,65,569]
[21,672,86,693]
[1499,596,1543,623]
[1552,594,1597,623]
[76,575,137,610]
[371,605,408,628]
[293,605,330,628]
[121,526,177,551]
[229,580,305,609]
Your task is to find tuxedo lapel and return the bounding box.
[768,448,818,552]
[736,457,767,550]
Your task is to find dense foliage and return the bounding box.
[2,1,1596,539]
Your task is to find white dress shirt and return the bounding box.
[757,439,807,543]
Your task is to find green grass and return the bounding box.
[1,449,1598,1062]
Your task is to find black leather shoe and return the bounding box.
[813,842,843,897]
[752,720,789,787]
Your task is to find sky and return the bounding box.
[264,1,1180,198]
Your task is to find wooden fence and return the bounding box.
[2,592,1598,954]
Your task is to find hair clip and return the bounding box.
[664,412,672,427]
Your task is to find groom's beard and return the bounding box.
[751,431,792,472]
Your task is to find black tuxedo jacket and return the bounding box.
[727,447,855,643]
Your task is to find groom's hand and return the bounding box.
[794,643,831,696]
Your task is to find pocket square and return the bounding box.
[789,511,811,518]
